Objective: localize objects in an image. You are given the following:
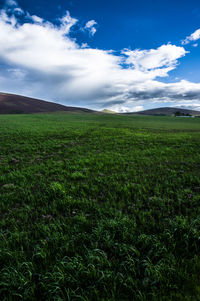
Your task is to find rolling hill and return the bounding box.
[0,92,95,114]
[1,93,200,117]
[127,107,200,116]
[101,109,117,114]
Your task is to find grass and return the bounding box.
[0,112,200,300]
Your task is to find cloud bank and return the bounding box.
[0,1,200,112]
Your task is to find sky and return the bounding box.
[0,0,200,112]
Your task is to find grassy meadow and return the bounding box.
[0,113,200,300]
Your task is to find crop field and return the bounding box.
[0,113,200,300]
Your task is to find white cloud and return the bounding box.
[84,19,97,36]
[3,0,25,17]
[176,103,200,111]
[85,20,97,28]
[90,27,97,36]
[31,15,43,24]
[122,45,187,71]
[81,43,89,48]
[59,11,78,34]
[109,105,144,113]
[13,7,24,15]
[5,0,18,7]
[0,4,199,112]
[0,8,17,26]
[182,28,200,45]
[130,105,144,112]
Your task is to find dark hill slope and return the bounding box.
[127,107,200,116]
[0,93,94,114]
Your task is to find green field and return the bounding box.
[0,113,200,300]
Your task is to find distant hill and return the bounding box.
[127,107,200,116]
[102,109,117,114]
[0,92,95,114]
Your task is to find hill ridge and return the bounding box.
[0,92,95,114]
[127,106,200,116]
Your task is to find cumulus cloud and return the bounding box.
[182,28,200,45]
[122,45,186,71]
[84,19,97,36]
[0,3,199,112]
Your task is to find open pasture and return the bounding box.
[0,113,200,300]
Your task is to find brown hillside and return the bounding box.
[0,93,95,114]
[126,107,200,116]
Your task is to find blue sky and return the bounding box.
[0,0,200,111]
